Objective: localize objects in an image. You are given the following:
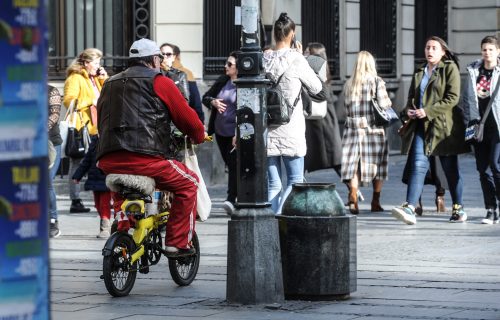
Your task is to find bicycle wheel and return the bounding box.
[102,233,137,297]
[168,232,200,286]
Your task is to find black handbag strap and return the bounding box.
[274,71,302,109]
[479,78,500,126]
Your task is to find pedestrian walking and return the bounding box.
[202,51,240,215]
[341,51,391,214]
[48,85,62,238]
[461,35,500,224]
[303,42,343,176]
[72,135,113,238]
[63,48,108,213]
[392,36,470,225]
[263,13,322,214]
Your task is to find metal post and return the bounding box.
[226,0,284,304]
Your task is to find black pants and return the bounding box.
[473,129,500,210]
[215,134,237,203]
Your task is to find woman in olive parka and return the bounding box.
[392,36,470,225]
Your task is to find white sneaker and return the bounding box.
[391,203,417,225]
[222,201,235,215]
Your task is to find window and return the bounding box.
[360,0,397,77]
[301,0,340,79]
[48,0,150,80]
[414,0,447,67]
[203,0,241,79]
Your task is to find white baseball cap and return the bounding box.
[129,38,161,57]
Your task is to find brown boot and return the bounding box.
[371,192,384,212]
[370,180,384,212]
[415,197,423,216]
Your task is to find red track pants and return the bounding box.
[93,191,112,220]
[98,151,198,249]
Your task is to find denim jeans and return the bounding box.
[406,125,463,207]
[267,156,304,214]
[49,144,62,220]
[473,128,500,209]
[68,156,83,200]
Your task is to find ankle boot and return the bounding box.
[70,199,91,213]
[415,197,423,216]
[97,218,111,238]
[435,193,446,212]
[348,187,359,215]
[371,192,384,212]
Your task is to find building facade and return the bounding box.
[48,0,499,182]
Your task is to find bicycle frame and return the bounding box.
[120,198,170,265]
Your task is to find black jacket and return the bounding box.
[304,84,342,172]
[163,67,190,101]
[202,74,230,136]
[97,66,171,159]
[72,135,108,192]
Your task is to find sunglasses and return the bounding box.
[225,61,234,68]
[162,52,174,57]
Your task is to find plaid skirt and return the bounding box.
[341,117,389,185]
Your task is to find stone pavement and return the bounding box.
[50,153,500,320]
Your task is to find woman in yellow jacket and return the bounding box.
[64,48,108,213]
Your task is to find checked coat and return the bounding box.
[341,76,392,185]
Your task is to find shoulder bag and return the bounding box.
[371,78,399,127]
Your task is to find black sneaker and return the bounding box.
[70,199,91,213]
[481,210,499,224]
[50,219,61,238]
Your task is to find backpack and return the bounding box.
[266,72,301,128]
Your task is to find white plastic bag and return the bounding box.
[183,139,211,221]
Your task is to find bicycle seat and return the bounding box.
[106,174,156,199]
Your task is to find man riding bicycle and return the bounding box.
[97,38,207,257]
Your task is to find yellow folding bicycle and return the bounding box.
[101,174,200,297]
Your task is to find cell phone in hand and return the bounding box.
[291,36,296,48]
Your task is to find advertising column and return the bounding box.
[0,1,49,319]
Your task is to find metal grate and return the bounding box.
[360,0,397,77]
[203,0,242,79]
[47,0,146,80]
[414,0,448,69]
[301,0,340,79]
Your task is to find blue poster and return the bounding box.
[0,0,49,319]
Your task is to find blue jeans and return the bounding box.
[406,126,463,207]
[49,144,62,220]
[473,128,500,209]
[267,156,304,214]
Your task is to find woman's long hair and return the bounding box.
[66,48,103,77]
[426,36,459,68]
[344,51,377,104]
